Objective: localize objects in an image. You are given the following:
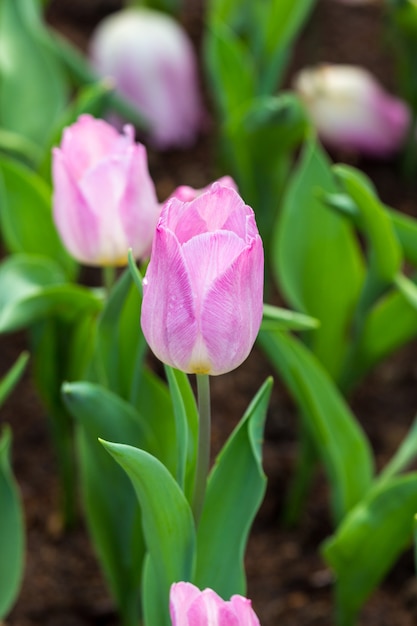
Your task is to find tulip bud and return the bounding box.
[52,114,160,266]
[89,8,204,150]
[170,582,261,626]
[141,183,264,376]
[168,175,238,202]
[293,64,410,157]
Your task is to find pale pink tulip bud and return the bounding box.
[52,114,161,266]
[293,64,410,157]
[168,176,238,202]
[89,8,204,150]
[141,183,264,376]
[170,582,261,626]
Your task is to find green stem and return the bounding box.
[192,374,211,525]
[103,265,116,296]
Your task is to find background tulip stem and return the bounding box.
[103,265,116,296]
[192,373,211,524]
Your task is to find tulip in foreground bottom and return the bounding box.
[170,582,261,626]
[141,183,264,375]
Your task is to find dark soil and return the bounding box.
[2,1,417,625]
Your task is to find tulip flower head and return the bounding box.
[141,183,264,376]
[89,8,203,150]
[170,582,261,626]
[294,64,410,157]
[52,114,160,266]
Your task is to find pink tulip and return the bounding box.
[293,64,410,157]
[141,183,264,376]
[52,114,160,266]
[168,176,238,202]
[89,8,204,150]
[170,582,261,626]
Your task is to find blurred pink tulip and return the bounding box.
[89,8,204,150]
[141,182,264,375]
[52,114,160,266]
[168,176,238,202]
[294,64,410,157]
[170,582,261,626]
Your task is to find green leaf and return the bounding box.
[389,209,417,266]
[0,427,25,619]
[87,267,178,474]
[0,127,43,165]
[0,0,68,149]
[0,254,102,333]
[342,280,417,390]
[324,189,417,269]
[195,378,272,597]
[273,140,364,379]
[164,366,198,498]
[334,165,402,285]
[0,156,76,278]
[323,473,417,625]
[394,272,417,309]
[379,416,417,483]
[63,381,160,625]
[101,440,196,626]
[258,328,374,523]
[206,0,244,23]
[133,369,178,477]
[253,0,316,91]
[262,303,319,331]
[0,352,29,409]
[89,268,146,402]
[127,249,143,297]
[224,93,307,246]
[204,20,255,120]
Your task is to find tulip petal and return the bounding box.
[187,589,239,626]
[201,238,264,375]
[168,176,238,203]
[141,228,198,371]
[229,597,261,626]
[60,114,126,181]
[173,185,249,243]
[79,153,132,263]
[120,142,161,259]
[170,582,201,626]
[181,231,246,306]
[52,149,99,264]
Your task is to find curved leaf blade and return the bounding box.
[63,381,158,624]
[323,473,417,624]
[0,352,29,408]
[0,254,101,333]
[101,441,196,626]
[0,157,76,278]
[273,140,364,379]
[258,328,374,523]
[195,378,272,597]
[0,427,25,619]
